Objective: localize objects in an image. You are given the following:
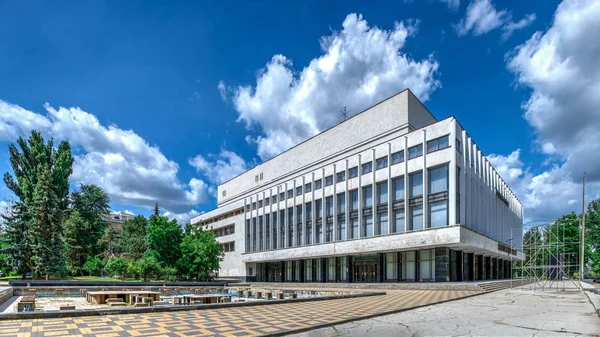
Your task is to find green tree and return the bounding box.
[121,215,148,260]
[1,202,30,277]
[29,168,66,278]
[63,210,87,275]
[147,207,183,267]
[586,199,600,276]
[137,254,162,281]
[104,257,128,279]
[70,184,110,257]
[178,228,222,281]
[548,213,586,277]
[126,260,141,279]
[98,226,122,259]
[82,256,105,276]
[3,131,73,278]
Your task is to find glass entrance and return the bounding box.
[352,254,378,283]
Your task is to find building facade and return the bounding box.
[102,212,135,232]
[191,89,524,283]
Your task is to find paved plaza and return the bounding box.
[0,289,478,337]
[292,288,600,337]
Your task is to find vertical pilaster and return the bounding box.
[449,119,457,226]
[387,142,392,234]
[358,155,362,238]
[333,163,337,241]
[422,129,428,229]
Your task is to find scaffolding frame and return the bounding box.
[511,220,581,292]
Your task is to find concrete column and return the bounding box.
[449,119,457,226]
[422,130,428,229]
[371,149,376,236]
[333,163,337,242]
[292,180,296,247]
[244,198,248,253]
[387,142,392,234]
[262,191,266,251]
[321,168,325,243]
[358,155,362,238]
[284,183,288,248]
[311,172,316,244]
[269,189,274,250]
[460,130,467,226]
[301,176,306,246]
[345,159,350,240]
[403,136,409,231]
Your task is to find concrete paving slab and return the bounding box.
[291,288,600,337]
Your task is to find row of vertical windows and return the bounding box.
[245,164,452,253]
[245,135,451,213]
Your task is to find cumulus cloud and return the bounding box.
[0,100,208,215]
[189,150,248,186]
[223,13,440,160]
[455,0,535,38]
[498,0,600,220]
[163,209,201,224]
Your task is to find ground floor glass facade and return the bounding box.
[254,248,513,283]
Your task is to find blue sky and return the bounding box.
[1,0,598,222]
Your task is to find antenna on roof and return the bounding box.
[340,106,349,122]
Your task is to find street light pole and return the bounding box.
[580,173,586,281]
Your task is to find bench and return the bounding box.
[134,303,149,307]
[59,305,76,310]
[107,302,127,307]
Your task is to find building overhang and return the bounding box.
[241,225,524,263]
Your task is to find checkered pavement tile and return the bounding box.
[0,289,481,337]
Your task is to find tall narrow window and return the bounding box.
[378,212,388,235]
[410,205,423,231]
[326,196,333,217]
[351,217,359,239]
[430,200,448,228]
[337,193,346,214]
[393,209,405,233]
[306,202,312,221]
[350,189,359,210]
[377,181,388,204]
[337,219,346,241]
[363,185,373,207]
[409,171,423,197]
[392,176,405,201]
[363,214,373,237]
[315,199,323,217]
[428,165,449,194]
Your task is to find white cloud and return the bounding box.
[217,81,228,102]
[0,101,209,215]
[163,209,201,225]
[500,0,600,220]
[501,14,536,40]
[439,0,460,11]
[189,149,248,185]
[455,0,535,38]
[223,13,440,160]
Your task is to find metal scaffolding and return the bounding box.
[512,220,581,292]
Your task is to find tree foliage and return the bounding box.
[70,184,110,257]
[2,131,73,278]
[82,256,104,276]
[147,205,183,268]
[104,257,127,279]
[121,216,148,260]
[178,228,222,281]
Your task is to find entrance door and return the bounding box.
[353,262,377,282]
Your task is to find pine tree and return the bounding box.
[29,168,66,278]
[3,131,72,279]
[1,201,31,277]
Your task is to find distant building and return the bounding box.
[191,89,524,283]
[103,212,135,232]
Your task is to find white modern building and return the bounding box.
[191,89,524,283]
